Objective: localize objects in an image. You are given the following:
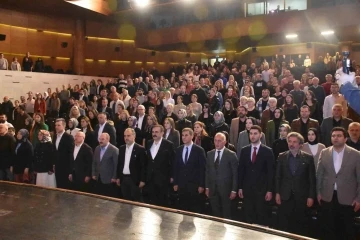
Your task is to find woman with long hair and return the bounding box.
[34,130,56,188]
[71,84,80,100]
[301,128,326,169]
[114,110,129,147]
[302,90,322,123]
[265,108,288,147]
[66,118,81,137]
[190,94,202,119]
[272,124,291,159]
[277,88,288,108]
[215,80,226,97]
[80,116,97,150]
[174,95,186,115]
[185,104,197,125]
[30,113,49,148]
[89,80,97,100]
[127,116,143,145]
[163,117,180,148]
[12,129,33,183]
[222,99,237,125]
[282,94,299,124]
[246,97,260,122]
[197,103,214,133]
[162,91,175,108]
[48,92,60,119]
[209,111,229,138]
[69,106,81,120]
[87,109,98,129]
[193,121,213,154]
[34,93,46,115]
[143,115,158,147]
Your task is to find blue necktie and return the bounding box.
[184,147,188,164]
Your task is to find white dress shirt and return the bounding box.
[55,131,65,150]
[123,143,135,174]
[150,138,163,159]
[214,147,225,162]
[137,114,145,130]
[98,123,106,141]
[251,142,261,157]
[182,142,193,164]
[332,147,345,190]
[73,143,83,160]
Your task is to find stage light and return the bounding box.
[285,34,298,39]
[321,30,334,36]
[134,0,150,7]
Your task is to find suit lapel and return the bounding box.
[328,147,336,175]
[338,146,350,175]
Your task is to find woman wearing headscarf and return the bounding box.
[30,113,49,148]
[272,124,291,159]
[34,130,56,188]
[209,111,229,138]
[175,109,192,144]
[66,118,81,138]
[301,128,326,169]
[265,108,288,147]
[127,116,143,145]
[11,129,33,183]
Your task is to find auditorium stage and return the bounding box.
[0,182,313,240]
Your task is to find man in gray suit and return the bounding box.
[205,132,238,219]
[320,104,352,147]
[317,127,360,240]
[92,133,119,197]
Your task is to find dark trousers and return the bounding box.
[178,183,204,213]
[277,193,309,236]
[243,189,270,226]
[94,176,116,197]
[121,175,142,202]
[145,181,168,207]
[70,173,91,193]
[55,172,69,189]
[320,191,355,240]
[209,188,232,219]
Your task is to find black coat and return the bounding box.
[209,122,229,138]
[175,119,192,144]
[114,120,128,147]
[173,144,206,188]
[69,143,93,181]
[53,132,74,187]
[33,142,54,173]
[94,123,117,146]
[83,130,97,150]
[117,143,147,185]
[12,141,33,174]
[190,88,208,106]
[194,135,213,155]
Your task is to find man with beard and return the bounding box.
[229,106,248,146]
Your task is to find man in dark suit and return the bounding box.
[97,98,114,120]
[291,105,320,142]
[54,118,75,189]
[78,89,89,105]
[173,128,206,213]
[116,128,146,202]
[275,132,316,235]
[69,132,93,192]
[94,112,116,146]
[321,104,353,147]
[136,105,147,133]
[238,125,274,225]
[205,132,238,219]
[190,80,208,106]
[145,125,175,206]
[317,127,360,240]
[92,133,119,197]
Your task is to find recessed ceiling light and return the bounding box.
[321,30,334,35]
[285,34,298,39]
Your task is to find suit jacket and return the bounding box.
[53,132,74,174]
[236,130,266,159]
[117,143,146,185]
[70,143,93,181]
[229,117,246,146]
[205,148,238,197]
[321,117,353,147]
[94,123,117,146]
[137,114,148,133]
[265,120,288,147]
[165,129,180,148]
[275,151,316,201]
[291,118,320,137]
[79,95,89,105]
[238,144,275,193]
[317,145,360,205]
[301,143,326,170]
[146,138,175,185]
[92,143,119,184]
[173,144,206,188]
[97,107,114,120]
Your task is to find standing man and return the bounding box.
[117,128,146,202]
[205,132,238,219]
[69,132,93,192]
[229,106,248,146]
[136,105,147,133]
[0,124,15,180]
[323,83,347,119]
[347,122,360,150]
[275,132,316,235]
[317,127,360,240]
[238,126,274,225]
[190,79,208,106]
[94,112,116,146]
[0,53,9,70]
[53,118,74,189]
[92,133,119,197]
[308,77,326,107]
[145,125,175,206]
[291,105,320,142]
[173,128,206,213]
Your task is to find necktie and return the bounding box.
[215,151,220,169]
[112,102,116,115]
[252,147,257,164]
[184,147,188,164]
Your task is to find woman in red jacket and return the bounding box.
[34,93,46,116]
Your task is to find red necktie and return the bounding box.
[252,147,257,164]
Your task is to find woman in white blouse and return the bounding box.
[162,91,174,108]
[301,128,325,170]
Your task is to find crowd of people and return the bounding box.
[1,56,360,239]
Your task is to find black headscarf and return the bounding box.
[273,108,284,140]
[307,128,319,145]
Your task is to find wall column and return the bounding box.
[74,19,85,75]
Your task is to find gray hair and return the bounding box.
[287,132,304,145]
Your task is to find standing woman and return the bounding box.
[48,92,61,119]
[143,115,158,147]
[33,130,56,188]
[185,104,197,125]
[190,94,202,119]
[197,103,214,133]
[193,121,213,154]
[87,109,98,130]
[30,113,49,148]
[302,90,322,123]
[66,118,81,137]
[272,124,291,159]
[80,116,97,150]
[114,110,129,148]
[11,129,33,183]
[222,99,237,125]
[163,117,180,148]
[34,93,46,116]
[301,128,325,169]
[282,94,299,124]
[89,80,97,101]
[265,108,288,147]
[209,111,229,138]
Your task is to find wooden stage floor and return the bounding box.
[0,182,312,240]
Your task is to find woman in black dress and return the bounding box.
[198,103,214,133]
[272,123,291,159]
[12,129,33,183]
[193,121,213,154]
[222,99,237,125]
[114,110,129,148]
[209,111,229,138]
[282,94,299,124]
[79,116,97,150]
